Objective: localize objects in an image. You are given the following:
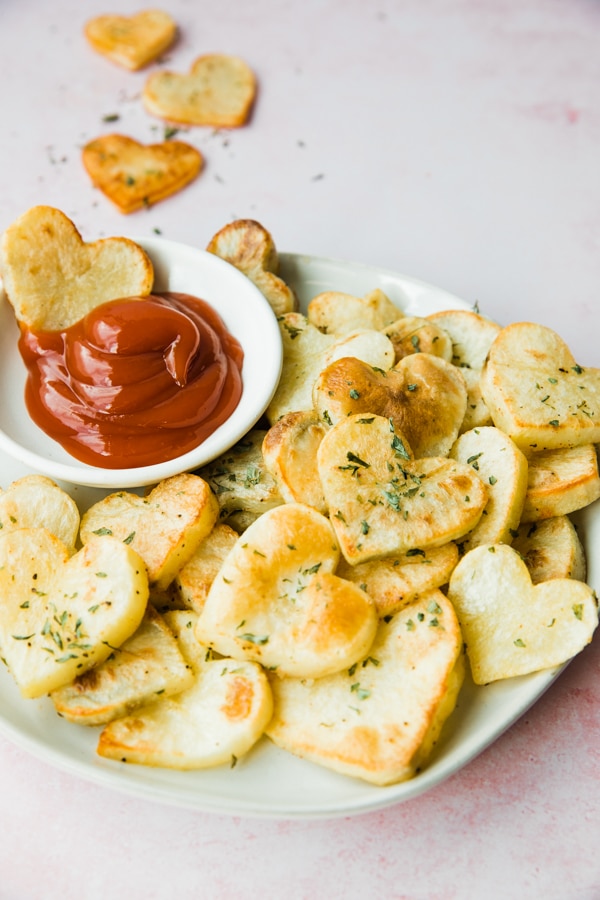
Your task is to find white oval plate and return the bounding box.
[0,253,596,819]
[0,237,283,489]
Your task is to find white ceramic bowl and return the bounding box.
[0,237,283,488]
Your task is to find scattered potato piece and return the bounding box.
[521,444,600,522]
[97,609,273,770]
[0,206,154,330]
[84,10,177,70]
[448,543,598,684]
[143,53,257,127]
[0,531,148,699]
[50,605,193,725]
[480,322,600,451]
[82,134,203,214]
[207,219,296,316]
[80,473,219,590]
[196,429,283,531]
[267,313,395,423]
[428,309,501,431]
[313,353,467,458]
[262,410,327,513]
[336,543,459,618]
[0,475,79,548]
[266,590,464,786]
[307,289,399,334]
[317,414,488,565]
[196,503,378,678]
[382,316,453,364]
[511,516,586,584]
[450,426,529,550]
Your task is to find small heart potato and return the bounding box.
[0,206,154,330]
[143,53,257,128]
[82,134,203,214]
[195,503,378,678]
[84,10,177,70]
[480,321,600,451]
[0,530,148,699]
[317,414,487,565]
[447,543,598,684]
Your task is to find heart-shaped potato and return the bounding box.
[511,516,586,584]
[267,313,395,423]
[521,443,600,522]
[266,590,464,785]
[0,530,148,699]
[447,543,598,684]
[195,503,378,678]
[84,10,177,70]
[262,410,328,513]
[80,474,219,590]
[0,475,79,549]
[480,321,600,451]
[312,353,467,458]
[82,134,203,214]
[97,610,273,769]
[207,219,297,316]
[0,206,154,330]
[143,53,257,128]
[50,605,193,726]
[307,289,399,335]
[317,414,487,565]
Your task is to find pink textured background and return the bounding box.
[1,1,599,897]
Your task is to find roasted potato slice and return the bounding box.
[207,219,296,316]
[172,523,239,614]
[313,353,467,458]
[449,426,529,550]
[521,444,600,522]
[382,316,453,364]
[448,543,598,684]
[266,590,464,786]
[0,530,148,699]
[0,206,154,330]
[307,288,399,334]
[80,473,219,590]
[511,516,586,584]
[50,605,193,725]
[195,503,378,678]
[262,410,328,513]
[84,10,177,70]
[317,414,487,564]
[0,475,79,549]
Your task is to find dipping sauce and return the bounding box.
[18,292,244,468]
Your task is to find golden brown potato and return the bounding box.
[84,10,177,70]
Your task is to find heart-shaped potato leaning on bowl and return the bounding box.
[0,205,154,330]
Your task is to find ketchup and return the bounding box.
[18,292,244,468]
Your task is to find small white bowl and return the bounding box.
[0,237,283,488]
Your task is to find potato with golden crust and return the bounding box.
[382,315,453,364]
[0,475,79,549]
[143,53,257,128]
[0,530,148,699]
[84,10,177,70]
[195,503,378,679]
[448,542,598,684]
[317,414,487,565]
[80,473,219,590]
[82,134,203,214]
[307,288,399,334]
[313,353,467,459]
[207,219,296,317]
[511,516,586,584]
[262,410,328,513]
[521,444,600,522]
[50,605,193,726]
[97,610,273,769]
[0,206,154,330]
[266,590,464,786]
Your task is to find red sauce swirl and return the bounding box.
[19,292,244,468]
